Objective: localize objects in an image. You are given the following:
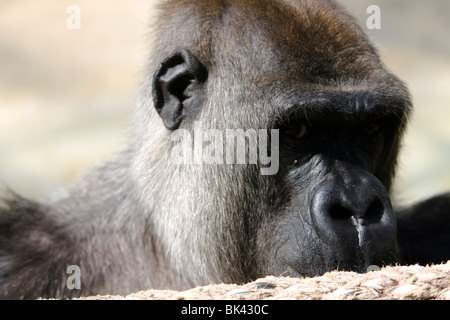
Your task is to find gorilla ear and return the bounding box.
[152,49,208,130]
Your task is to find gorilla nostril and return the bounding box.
[329,199,385,225]
[330,204,353,221]
[365,199,384,224]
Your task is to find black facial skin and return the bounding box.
[0,0,449,299]
[263,106,401,277]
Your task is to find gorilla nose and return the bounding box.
[309,173,398,261]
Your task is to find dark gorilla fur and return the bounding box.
[1,0,449,299]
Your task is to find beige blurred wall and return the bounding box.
[0,0,158,198]
[0,0,449,205]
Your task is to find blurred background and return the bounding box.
[0,0,449,206]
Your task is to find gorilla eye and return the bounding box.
[359,123,381,136]
[282,124,308,139]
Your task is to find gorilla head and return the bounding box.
[136,0,410,285]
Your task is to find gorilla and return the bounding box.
[1,0,449,299]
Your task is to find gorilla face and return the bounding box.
[244,76,407,278]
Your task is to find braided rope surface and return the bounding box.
[82,261,450,300]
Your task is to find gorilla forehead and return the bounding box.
[157,0,377,72]
[212,0,381,79]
